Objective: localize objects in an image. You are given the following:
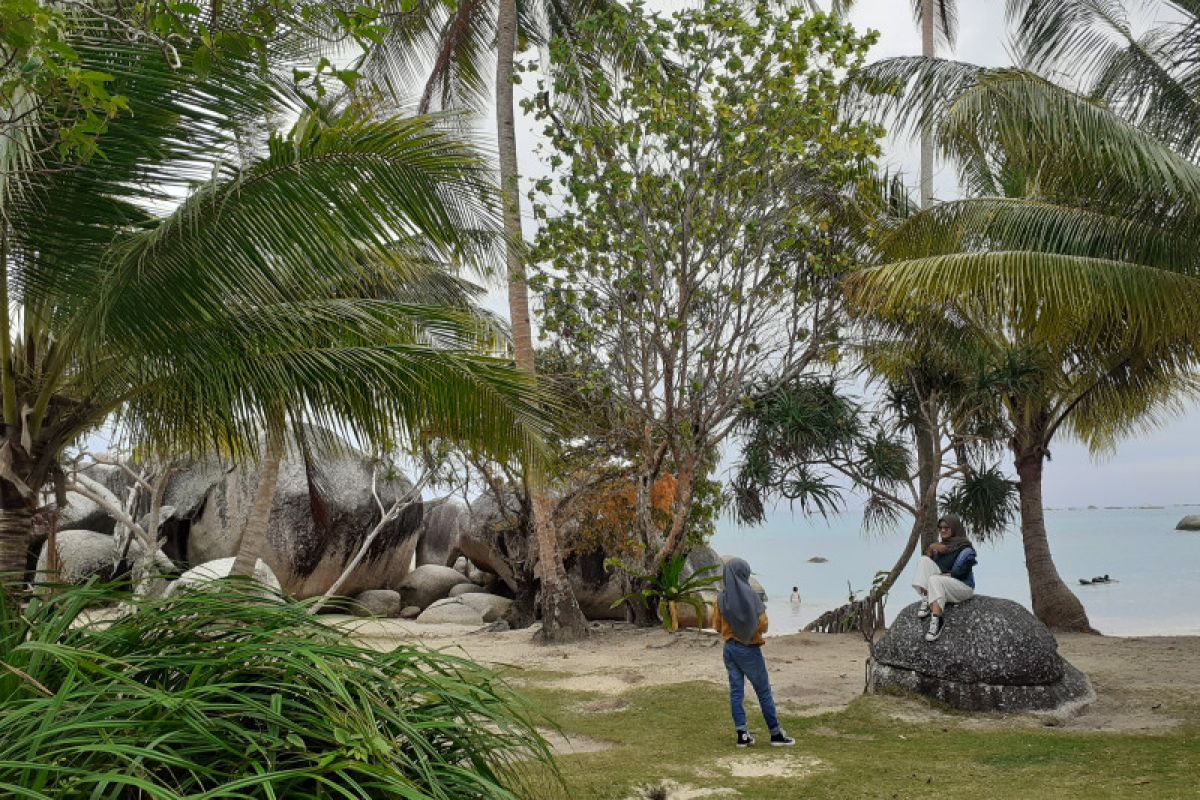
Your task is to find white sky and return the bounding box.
[492,0,1200,509]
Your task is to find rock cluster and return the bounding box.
[868,596,1095,714]
[1175,515,1200,531]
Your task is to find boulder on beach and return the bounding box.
[414,499,471,567]
[351,589,402,618]
[1175,515,1200,531]
[868,596,1095,714]
[180,429,422,598]
[397,564,468,611]
[458,592,512,623]
[448,582,489,598]
[565,548,626,620]
[34,529,174,588]
[166,557,282,597]
[807,556,829,564]
[416,598,485,625]
[400,605,421,620]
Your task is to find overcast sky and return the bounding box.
[499,0,1200,509]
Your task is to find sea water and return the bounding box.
[710,505,1200,637]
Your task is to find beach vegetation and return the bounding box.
[605,554,721,633]
[530,0,882,601]
[0,581,559,798]
[0,2,548,586]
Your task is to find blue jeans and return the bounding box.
[723,640,780,733]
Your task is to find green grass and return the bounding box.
[517,677,1200,799]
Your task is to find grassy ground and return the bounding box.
[514,674,1200,800]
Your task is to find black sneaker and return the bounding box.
[770,730,796,746]
[916,599,931,618]
[925,615,943,642]
[736,730,755,747]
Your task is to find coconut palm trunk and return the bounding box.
[919,0,935,208]
[495,0,588,642]
[231,435,283,579]
[1012,419,1094,632]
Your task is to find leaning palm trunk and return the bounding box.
[1014,444,1095,632]
[231,436,283,578]
[495,0,588,642]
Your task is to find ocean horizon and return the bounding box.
[710,504,1200,637]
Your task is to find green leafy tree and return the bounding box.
[0,7,548,583]
[353,0,654,641]
[531,1,881,583]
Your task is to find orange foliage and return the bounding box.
[567,474,679,558]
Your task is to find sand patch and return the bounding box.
[716,754,824,779]
[537,728,614,756]
[627,782,738,800]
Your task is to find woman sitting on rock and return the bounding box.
[912,514,977,642]
[709,558,795,748]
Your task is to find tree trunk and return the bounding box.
[919,0,935,209]
[914,402,940,551]
[231,436,283,578]
[495,0,587,643]
[0,505,32,585]
[874,516,922,598]
[652,458,697,569]
[1013,446,1096,633]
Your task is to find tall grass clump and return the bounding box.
[0,581,559,799]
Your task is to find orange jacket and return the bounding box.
[709,602,768,645]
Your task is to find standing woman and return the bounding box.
[709,558,795,747]
[911,514,978,641]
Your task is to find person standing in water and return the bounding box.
[911,514,978,642]
[709,558,796,747]
[788,586,801,605]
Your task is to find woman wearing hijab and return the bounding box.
[709,558,795,747]
[912,514,978,642]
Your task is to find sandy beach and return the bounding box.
[344,618,1200,736]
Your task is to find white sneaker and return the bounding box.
[925,616,943,642]
[917,599,930,619]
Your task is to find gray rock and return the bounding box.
[1175,515,1200,531]
[448,582,489,597]
[565,548,626,620]
[458,592,512,623]
[180,428,422,598]
[34,529,172,587]
[352,589,402,618]
[416,598,485,625]
[868,596,1095,714]
[166,557,282,596]
[400,606,421,620]
[414,499,471,567]
[398,565,469,610]
[453,556,469,575]
[807,556,829,563]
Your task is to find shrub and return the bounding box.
[0,582,559,798]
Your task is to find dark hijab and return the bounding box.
[938,514,974,556]
[719,558,765,644]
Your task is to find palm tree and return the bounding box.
[354,0,645,640]
[845,39,1200,630]
[0,11,549,585]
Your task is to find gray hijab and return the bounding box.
[719,558,765,644]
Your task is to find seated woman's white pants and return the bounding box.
[912,556,974,609]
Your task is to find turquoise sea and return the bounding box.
[710,505,1200,637]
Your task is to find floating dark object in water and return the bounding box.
[1081,574,1114,585]
[1079,578,1091,585]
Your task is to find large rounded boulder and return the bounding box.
[414,499,471,567]
[33,529,173,588]
[868,596,1095,714]
[397,565,469,611]
[181,430,422,598]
